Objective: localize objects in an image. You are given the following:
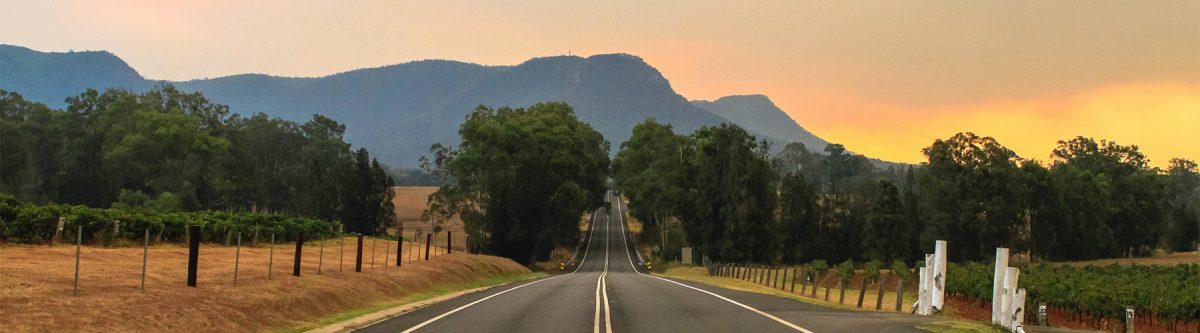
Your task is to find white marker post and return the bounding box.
[1011,288,1026,332]
[1001,267,1020,329]
[932,240,947,312]
[993,247,1009,324]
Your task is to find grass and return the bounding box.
[916,321,1005,333]
[657,265,912,311]
[658,265,1005,333]
[280,272,545,333]
[0,243,532,333]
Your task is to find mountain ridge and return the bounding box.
[0,44,899,168]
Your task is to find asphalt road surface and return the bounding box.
[360,191,933,333]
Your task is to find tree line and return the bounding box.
[0,85,395,235]
[614,118,1200,264]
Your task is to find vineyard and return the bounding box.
[945,261,1200,331]
[0,196,340,245]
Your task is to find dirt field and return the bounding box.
[0,239,528,332]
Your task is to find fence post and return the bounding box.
[339,232,344,272]
[268,233,275,279]
[383,238,390,270]
[111,220,120,247]
[780,268,787,290]
[233,232,241,285]
[400,233,410,268]
[318,230,325,275]
[811,274,819,298]
[411,230,418,262]
[141,228,149,292]
[371,237,377,268]
[73,225,81,296]
[895,278,904,312]
[425,233,432,260]
[293,232,304,277]
[52,217,65,246]
[876,273,886,310]
[187,225,200,288]
[355,234,364,272]
[824,280,832,301]
[857,276,868,308]
[791,268,798,293]
[447,231,452,254]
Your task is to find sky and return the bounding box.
[2,0,1198,166]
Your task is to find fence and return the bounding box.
[1,227,459,297]
[708,262,915,314]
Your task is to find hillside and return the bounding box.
[692,94,831,152]
[0,44,896,167]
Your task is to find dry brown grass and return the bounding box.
[390,186,466,251]
[0,238,529,332]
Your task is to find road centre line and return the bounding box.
[400,206,602,332]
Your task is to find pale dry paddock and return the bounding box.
[0,238,528,332]
[390,186,466,252]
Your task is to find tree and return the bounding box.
[678,124,778,262]
[862,180,908,262]
[424,103,610,264]
[612,118,688,238]
[1164,158,1199,251]
[918,132,1023,261]
[0,87,396,233]
[778,173,818,263]
[1051,136,1165,257]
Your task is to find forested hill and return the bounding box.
[3,44,765,166]
[0,45,151,107]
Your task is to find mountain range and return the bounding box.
[1,44,858,167]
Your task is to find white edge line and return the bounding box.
[398,274,570,333]
[613,191,814,333]
[400,201,603,333]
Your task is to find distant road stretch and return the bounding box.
[359,191,932,333]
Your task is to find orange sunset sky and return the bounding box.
[2,0,1197,166]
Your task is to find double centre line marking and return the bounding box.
[594,202,613,333]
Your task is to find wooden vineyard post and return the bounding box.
[141,228,149,292]
[233,232,241,285]
[187,225,200,288]
[355,234,364,272]
[73,225,81,296]
[293,232,304,277]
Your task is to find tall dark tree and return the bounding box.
[778,173,818,263]
[1164,158,1199,251]
[679,124,778,262]
[424,103,610,264]
[862,179,908,262]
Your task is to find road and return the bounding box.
[359,191,933,333]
